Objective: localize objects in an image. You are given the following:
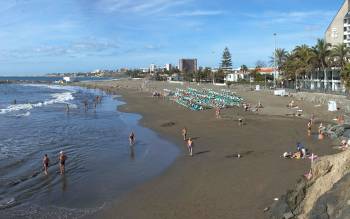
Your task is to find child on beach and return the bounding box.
[187,138,194,156]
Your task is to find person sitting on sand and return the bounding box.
[187,138,194,156]
[59,151,67,175]
[292,151,302,159]
[282,152,292,158]
[43,154,50,175]
[341,139,347,147]
[296,143,307,159]
[129,131,136,145]
[257,101,263,108]
[288,100,296,108]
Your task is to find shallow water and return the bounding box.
[0,84,179,218]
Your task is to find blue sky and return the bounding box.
[0,0,343,75]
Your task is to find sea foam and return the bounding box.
[0,92,75,115]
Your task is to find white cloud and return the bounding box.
[0,38,120,60]
[243,10,335,24]
[97,0,189,14]
[172,10,224,17]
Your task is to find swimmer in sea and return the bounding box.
[129,131,135,146]
[43,154,50,175]
[59,151,67,175]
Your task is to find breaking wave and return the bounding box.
[0,92,75,115]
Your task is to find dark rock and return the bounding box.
[286,177,308,213]
[308,173,350,219]
[269,195,291,219]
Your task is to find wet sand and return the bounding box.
[83,80,340,219]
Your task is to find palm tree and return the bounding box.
[312,39,331,88]
[270,48,288,70]
[240,65,248,74]
[292,45,317,89]
[331,43,350,70]
[341,63,350,91]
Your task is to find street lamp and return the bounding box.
[273,33,277,88]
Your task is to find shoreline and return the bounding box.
[79,79,342,219]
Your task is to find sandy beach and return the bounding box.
[81,79,342,219]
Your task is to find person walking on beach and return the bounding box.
[310,113,315,125]
[215,108,221,119]
[238,118,243,127]
[182,128,187,141]
[187,138,194,156]
[83,100,88,112]
[129,131,135,145]
[59,151,67,175]
[43,154,50,175]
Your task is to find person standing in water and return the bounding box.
[59,151,67,175]
[43,154,50,175]
[129,131,135,146]
[307,120,312,136]
[187,138,194,156]
[182,127,187,141]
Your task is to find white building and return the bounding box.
[150,64,157,73]
[325,0,350,47]
[165,64,172,71]
[225,68,244,82]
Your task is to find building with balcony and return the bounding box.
[325,0,350,47]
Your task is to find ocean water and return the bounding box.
[0,84,179,219]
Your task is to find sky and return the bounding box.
[0,0,344,75]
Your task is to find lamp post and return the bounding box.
[273,33,277,88]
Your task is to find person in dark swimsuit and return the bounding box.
[59,151,67,175]
[129,132,135,146]
[43,154,50,175]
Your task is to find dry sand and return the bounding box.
[81,79,341,219]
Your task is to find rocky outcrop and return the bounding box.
[293,92,350,113]
[270,150,350,219]
[308,173,350,219]
[321,124,350,139]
